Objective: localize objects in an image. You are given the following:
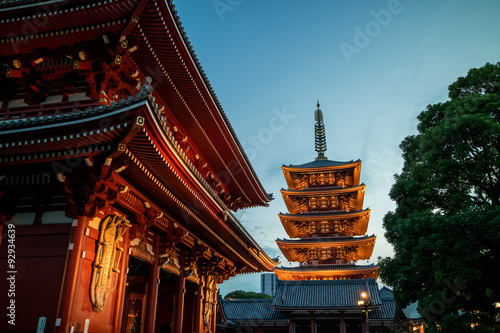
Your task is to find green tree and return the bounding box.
[379,62,500,333]
[223,290,273,299]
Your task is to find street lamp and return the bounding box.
[358,292,373,333]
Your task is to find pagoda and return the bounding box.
[274,102,379,281]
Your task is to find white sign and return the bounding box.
[36,317,46,333]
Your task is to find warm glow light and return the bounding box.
[358,300,365,306]
[361,292,368,298]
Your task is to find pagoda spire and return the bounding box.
[314,101,327,160]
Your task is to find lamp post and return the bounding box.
[357,292,373,333]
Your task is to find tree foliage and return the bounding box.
[223,290,273,299]
[379,62,500,332]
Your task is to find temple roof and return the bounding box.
[220,283,404,323]
[368,293,396,322]
[0,84,279,274]
[285,159,360,169]
[281,185,366,213]
[277,234,376,244]
[281,159,362,190]
[274,263,379,281]
[0,93,147,133]
[220,299,288,323]
[279,209,371,238]
[0,0,273,209]
[279,208,370,218]
[282,185,365,195]
[277,235,376,263]
[272,278,381,310]
[275,263,378,272]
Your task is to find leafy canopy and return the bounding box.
[379,62,500,333]
[224,290,273,299]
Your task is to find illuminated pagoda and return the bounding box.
[218,103,424,333]
[274,102,378,281]
[0,1,278,332]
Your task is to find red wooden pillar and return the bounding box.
[193,280,203,333]
[144,234,160,333]
[54,217,87,332]
[173,251,186,333]
[288,318,293,333]
[310,313,315,333]
[113,227,130,333]
[362,315,369,333]
[340,312,345,333]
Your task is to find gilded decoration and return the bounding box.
[298,195,352,212]
[297,171,348,189]
[203,272,218,327]
[129,235,155,263]
[90,215,132,313]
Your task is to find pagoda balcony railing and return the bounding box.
[0,99,100,121]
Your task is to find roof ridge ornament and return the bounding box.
[314,100,327,160]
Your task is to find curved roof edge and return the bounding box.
[274,263,379,272]
[276,234,376,244]
[283,159,361,169]
[279,208,371,219]
[167,0,273,203]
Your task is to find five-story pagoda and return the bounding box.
[274,102,378,281]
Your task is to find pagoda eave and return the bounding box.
[276,236,376,262]
[282,160,361,173]
[276,235,376,248]
[279,209,371,238]
[274,264,379,281]
[281,185,366,214]
[282,160,361,190]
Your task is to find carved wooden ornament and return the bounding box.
[90,215,132,313]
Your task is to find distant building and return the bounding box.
[261,273,278,296]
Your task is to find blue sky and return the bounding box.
[172,0,500,296]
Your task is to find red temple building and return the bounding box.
[0,1,279,332]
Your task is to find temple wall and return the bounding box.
[0,221,70,332]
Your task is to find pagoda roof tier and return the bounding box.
[284,159,361,169]
[274,263,379,281]
[280,185,366,214]
[276,235,376,263]
[282,159,361,190]
[272,278,382,311]
[0,88,279,273]
[278,209,371,238]
[0,0,272,210]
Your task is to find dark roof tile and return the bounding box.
[221,299,288,322]
[285,159,360,169]
[272,278,381,310]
